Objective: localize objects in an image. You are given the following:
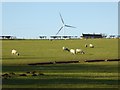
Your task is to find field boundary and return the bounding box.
[28,59,120,65]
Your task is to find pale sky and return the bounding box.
[1,0,118,39]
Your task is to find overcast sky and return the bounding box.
[1,0,118,38]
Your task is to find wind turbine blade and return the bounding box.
[65,25,76,28]
[56,26,63,35]
[59,13,64,24]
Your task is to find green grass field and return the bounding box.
[1,39,119,88]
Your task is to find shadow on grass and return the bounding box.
[2,78,119,86]
[2,63,118,73]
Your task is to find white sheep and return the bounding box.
[62,47,85,55]
[89,44,94,48]
[76,49,85,54]
[11,49,19,56]
[62,47,65,50]
[62,47,70,52]
[70,49,76,55]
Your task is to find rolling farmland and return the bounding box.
[1,39,119,89]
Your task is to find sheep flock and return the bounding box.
[11,44,94,56]
[62,44,94,55]
[62,47,85,55]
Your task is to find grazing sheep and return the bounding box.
[76,49,85,54]
[62,47,70,52]
[11,49,19,56]
[89,44,94,48]
[62,47,85,55]
[70,49,76,55]
[85,44,88,47]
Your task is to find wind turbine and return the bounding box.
[56,13,76,35]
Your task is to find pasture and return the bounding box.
[1,39,119,89]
